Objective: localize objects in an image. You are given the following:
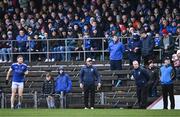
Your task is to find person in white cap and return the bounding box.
[79,57,101,109]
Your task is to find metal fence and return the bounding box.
[0,36,179,62]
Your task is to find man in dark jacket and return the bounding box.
[160,29,174,59]
[127,34,142,65]
[160,57,175,109]
[146,60,159,97]
[141,32,154,66]
[79,58,101,109]
[131,60,150,109]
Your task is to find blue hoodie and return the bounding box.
[160,65,174,85]
[55,73,72,93]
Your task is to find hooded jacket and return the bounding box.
[55,73,72,93]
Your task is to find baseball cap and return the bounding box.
[86,58,92,62]
[58,66,64,70]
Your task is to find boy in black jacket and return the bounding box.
[42,73,55,108]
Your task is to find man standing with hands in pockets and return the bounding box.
[79,58,101,109]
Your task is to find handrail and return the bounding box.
[0,36,179,62]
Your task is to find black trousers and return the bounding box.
[110,60,122,70]
[84,84,95,108]
[161,84,175,109]
[136,85,148,109]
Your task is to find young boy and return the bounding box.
[42,73,55,108]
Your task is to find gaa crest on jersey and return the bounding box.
[91,68,94,72]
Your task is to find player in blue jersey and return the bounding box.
[6,55,28,109]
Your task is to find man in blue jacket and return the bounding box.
[131,60,150,109]
[79,58,101,109]
[160,57,175,109]
[55,66,72,94]
[108,35,125,70]
[55,66,72,108]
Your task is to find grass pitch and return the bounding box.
[0,109,180,117]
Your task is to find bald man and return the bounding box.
[131,60,150,109]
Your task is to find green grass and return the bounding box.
[0,109,180,117]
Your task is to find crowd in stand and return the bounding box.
[0,0,179,62]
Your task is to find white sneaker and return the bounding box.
[8,60,12,63]
[45,59,49,62]
[4,60,7,63]
[0,60,2,63]
[90,107,94,109]
[84,107,88,109]
[51,58,55,62]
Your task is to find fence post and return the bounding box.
[47,38,50,61]
[34,91,37,109]
[100,92,105,105]
[11,40,13,62]
[1,93,4,108]
[102,38,105,61]
[60,91,64,108]
[65,39,68,61]
[83,38,86,61]
[28,40,31,62]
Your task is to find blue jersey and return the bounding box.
[11,63,28,82]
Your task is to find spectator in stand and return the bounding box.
[141,32,154,66]
[160,29,175,59]
[16,30,28,53]
[127,34,142,66]
[42,72,55,109]
[0,0,179,62]
[83,31,92,58]
[147,60,159,97]
[160,57,175,109]
[1,33,9,63]
[154,33,161,49]
[108,35,125,70]
[66,29,77,61]
[172,50,180,80]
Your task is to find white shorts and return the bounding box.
[12,82,24,89]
